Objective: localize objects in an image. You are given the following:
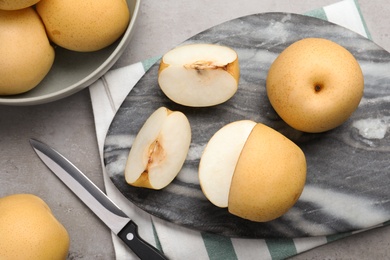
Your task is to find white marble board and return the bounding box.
[103,13,390,238]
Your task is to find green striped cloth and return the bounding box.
[89,0,375,259]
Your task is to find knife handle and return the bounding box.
[118,220,168,260]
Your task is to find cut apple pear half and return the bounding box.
[125,107,191,190]
[158,43,240,107]
[199,120,307,222]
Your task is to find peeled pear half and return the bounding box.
[125,107,191,190]
[158,44,240,107]
[199,121,306,222]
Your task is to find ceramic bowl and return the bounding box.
[0,0,140,106]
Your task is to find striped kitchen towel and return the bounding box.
[89,0,373,259]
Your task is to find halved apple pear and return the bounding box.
[199,121,306,222]
[125,107,191,190]
[158,43,240,107]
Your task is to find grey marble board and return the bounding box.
[103,12,390,238]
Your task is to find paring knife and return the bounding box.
[30,139,168,260]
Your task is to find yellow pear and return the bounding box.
[228,123,306,222]
[199,121,306,222]
[0,0,40,10]
[0,8,55,95]
[266,38,364,133]
[0,194,70,259]
[36,0,130,52]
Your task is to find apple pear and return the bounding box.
[199,121,306,222]
[158,43,240,107]
[0,0,40,10]
[125,107,191,190]
[0,194,69,259]
[266,38,364,133]
[0,7,55,95]
[36,0,130,52]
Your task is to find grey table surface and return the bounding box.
[1,0,389,259]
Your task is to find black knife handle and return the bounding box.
[118,220,168,260]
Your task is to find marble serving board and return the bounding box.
[103,12,390,238]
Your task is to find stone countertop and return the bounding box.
[0,0,389,259]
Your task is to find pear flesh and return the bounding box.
[158,44,240,107]
[199,120,256,207]
[125,107,191,190]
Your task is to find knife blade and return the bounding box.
[29,139,168,260]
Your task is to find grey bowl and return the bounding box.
[0,0,140,106]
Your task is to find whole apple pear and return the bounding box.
[0,8,54,95]
[266,38,364,133]
[36,0,130,52]
[0,194,69,259]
